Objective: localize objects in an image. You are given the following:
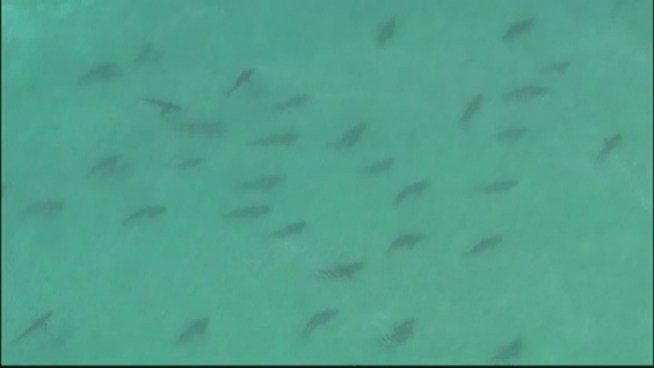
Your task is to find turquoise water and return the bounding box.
[1,0,652,364]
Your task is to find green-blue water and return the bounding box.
[1,0,652,364]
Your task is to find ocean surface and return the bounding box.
[1,0,652,364]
